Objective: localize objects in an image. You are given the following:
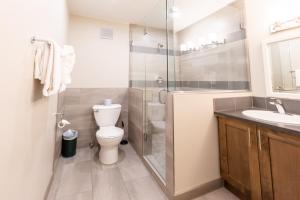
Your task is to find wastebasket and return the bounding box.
[61,129,78,158]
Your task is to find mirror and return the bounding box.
[263,34,300,96]
[269,37,300,92]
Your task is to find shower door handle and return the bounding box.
[158,88,167,104]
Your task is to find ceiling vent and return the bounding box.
[100,27,114,40]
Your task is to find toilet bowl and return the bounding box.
[93,104,124,165]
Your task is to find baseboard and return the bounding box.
[44,156,63,200]
[44,173,55,200]
[173,179,223,200]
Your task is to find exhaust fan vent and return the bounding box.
[100,27,113,40]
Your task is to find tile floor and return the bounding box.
[48,144,167,200]
[193,188,239,200]
[48,143,239,200]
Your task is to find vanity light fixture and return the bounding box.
[270,16,300,33]
[180,37,226,52]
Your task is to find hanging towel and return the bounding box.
[59,45,76,92]
[34,45,43,79]
[33,43,47,80]
[42,41,62,96]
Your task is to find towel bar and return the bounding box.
[31,36,51,45]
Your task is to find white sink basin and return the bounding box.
[242,110,300,126]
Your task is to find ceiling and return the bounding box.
[173,0,236,32]
[67,0,161,25]
[67,0,236,32]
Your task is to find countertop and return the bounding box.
[215,108,300,136]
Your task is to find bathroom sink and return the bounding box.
[242,110,300,126]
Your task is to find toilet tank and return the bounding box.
[93,104,122,127]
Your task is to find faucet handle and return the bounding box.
[269,98,282,104]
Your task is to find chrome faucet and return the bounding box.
[269,98,286,114]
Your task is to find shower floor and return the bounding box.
[145,132,166,180]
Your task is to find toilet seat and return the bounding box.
[96,126,124,139]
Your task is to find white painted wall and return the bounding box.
[0,1,69,200]
[68,15,129,88]
[245,0,300,96]
[173,91,252,195]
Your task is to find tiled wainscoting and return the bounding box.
[130,80,250,90]
[128,88,144,156]
[214,96,300,113]
[56,88,128,149]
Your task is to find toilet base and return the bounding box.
[99,145,119,164]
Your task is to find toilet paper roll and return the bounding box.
[104,99,112,106]
[58,119,71,129]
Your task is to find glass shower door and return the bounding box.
[142,0,170,181]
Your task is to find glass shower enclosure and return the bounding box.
[129,0,174,182]
[129,0,250,184]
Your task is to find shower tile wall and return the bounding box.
[129,24,181,88]
[128,87,168,156]
[58,88,128,148]
[175,0,250,90]
[128,88,144,156]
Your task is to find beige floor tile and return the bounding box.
[204,188,239,200]
[125,176,167,200]
[56,191,93,200]
[92,167,130,200]
[91,156,118,171]
[192,197,209,200]
[56,161,92,198]
[51,144,168,200]
[119,163,150,181]
[119,143,138,155]
[117,146,142,168]
[61,147,92,165]
[193,188,239,200]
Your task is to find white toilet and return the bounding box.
[93,104,124,164]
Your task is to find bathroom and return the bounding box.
[1,0,300,199]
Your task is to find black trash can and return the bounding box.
[61,130,78,158]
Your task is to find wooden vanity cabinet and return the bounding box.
[218,117,261,200]
[258,127,300,200]
[218,116,300,200]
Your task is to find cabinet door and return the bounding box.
[218,117,261,200]
[258,127,300,200]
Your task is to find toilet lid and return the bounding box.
[97,127,124,138]
[93,104,121,111]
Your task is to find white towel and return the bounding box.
[295,69,300,87]
[34,44,47,80]
[33,41,74,96]
[59,45,76,92]
[42,41,62,96]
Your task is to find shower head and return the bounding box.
[144,27,149,36]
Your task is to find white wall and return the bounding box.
[245,0,300,96]
[0,1,69,200]
[173,91,252,195]
[68,15,129,88]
